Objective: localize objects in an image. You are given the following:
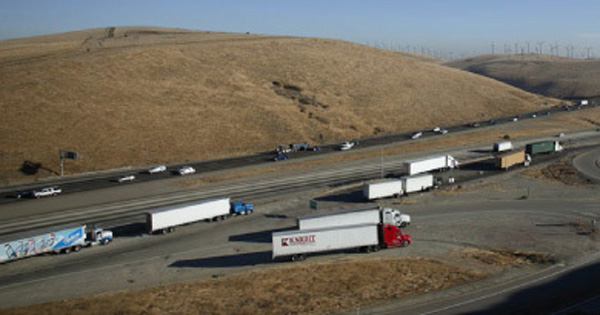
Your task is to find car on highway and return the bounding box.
[512,117,518,122]
[178,166,196,176]
[470,122,480,128]
[148,165,167,174]
[118,175,136,183]
[432,127,441,133]
[340,141,355,151]
[33,186,62,198]
[489,119,497,125]
[411,132,423,140]
[439,129,448,134]
[15,190,34,199]
[273,154,288,161]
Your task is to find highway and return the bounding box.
[1,103,596,204]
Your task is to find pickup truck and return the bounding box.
[33,186,62,198]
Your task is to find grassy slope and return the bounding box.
[445,54,600,100]
[0,27,557,183]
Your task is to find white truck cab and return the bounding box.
[382,208,411,227]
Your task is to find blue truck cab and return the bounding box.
[231,201,254,215]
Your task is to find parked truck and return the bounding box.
[1,225,113,263]
[525,141,563,155]
[363,179,403,200]
[403,155,459,176]
[272,223,411,261]
[495,150,531,170]
[401,173,435,194]
[146,197,254,234]
[493,141,513,152]
[297,205,410,229]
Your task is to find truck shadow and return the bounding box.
[229,227,294,243]
[461,160,497,171]
[169,251,274,268]
[314,190,366,203]
[110,222,147,237]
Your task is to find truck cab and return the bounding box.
[87,227,113,245]
[231,201,254,215]
[381,224,411,248]
[381,208,411,228]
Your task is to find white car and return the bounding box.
[118,175,136,183]
[432,127,441,133]
[148,165,167,174]
[340,141,355,151]
[178,166,196,176]
[411,132,422,140]
[439,129,448,134]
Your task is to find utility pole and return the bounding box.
[537,41,545,56]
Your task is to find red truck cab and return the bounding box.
[381,224,411,248]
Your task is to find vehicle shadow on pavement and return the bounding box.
[229,227,294,243]
[169,251,274,268]
[314,190,366,203]
[110,222,147,237]
[467,262,600,314]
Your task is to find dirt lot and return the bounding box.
[5,249,553,315]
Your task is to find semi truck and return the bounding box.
[403,155,458,176]
[495,150,531,170]
[493,141,513,152]
[401,173,435,194]
[1,225,113,263]
[363,179,403,200]
[146,197,254,234]
[297,205,410,229]
[525,141,563,155]
[272,223,411,261]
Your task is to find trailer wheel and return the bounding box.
[73,245,82,252]
[168,227,175,233]
[63,247,72,254]
[291,254,305,262]
[213,216,221,222]
[372,245,380,252]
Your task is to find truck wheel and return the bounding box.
[73,245,82,252]
[402,240,409,247]
[63,247,72,254]
[161,229,169,235]
[372,245,380,252]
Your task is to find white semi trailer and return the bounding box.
[272,223,411,261]
[493,141,514,152]
[146,197,254,234]
[298,205,410,229]
[362,179,403,200]
[401,173,435,194]
[403,155,458,176]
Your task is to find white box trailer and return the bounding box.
[362,179,403,200]
[403,155,458,176]
[298,206,410,229]
[146,197,231,234]
[272,224,380,260]
[493,141,513,152]
[298,206,380,230]
[401,174,434,194]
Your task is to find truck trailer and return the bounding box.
[495,150,531,170]
[146,197,254,234]
[493,141,514,152]
[525,141,563,155]
[0,225,112,263]
[403,155,458,176]
[401,174,435,194]
[297,205,410,229]
[272,223,411,261]
[362,179,403,200]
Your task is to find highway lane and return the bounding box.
[1,103,596,204]
[573,147,600,181]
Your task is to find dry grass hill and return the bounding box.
[445,54,600,100]
[0,27,558,184]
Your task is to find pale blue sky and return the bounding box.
[1,0,599,57]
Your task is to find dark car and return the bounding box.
[488,119,497,125]
[273,154,288,161]
[15,190,33,199]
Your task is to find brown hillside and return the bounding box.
[445,54,600,100]
[0,27,557,184]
